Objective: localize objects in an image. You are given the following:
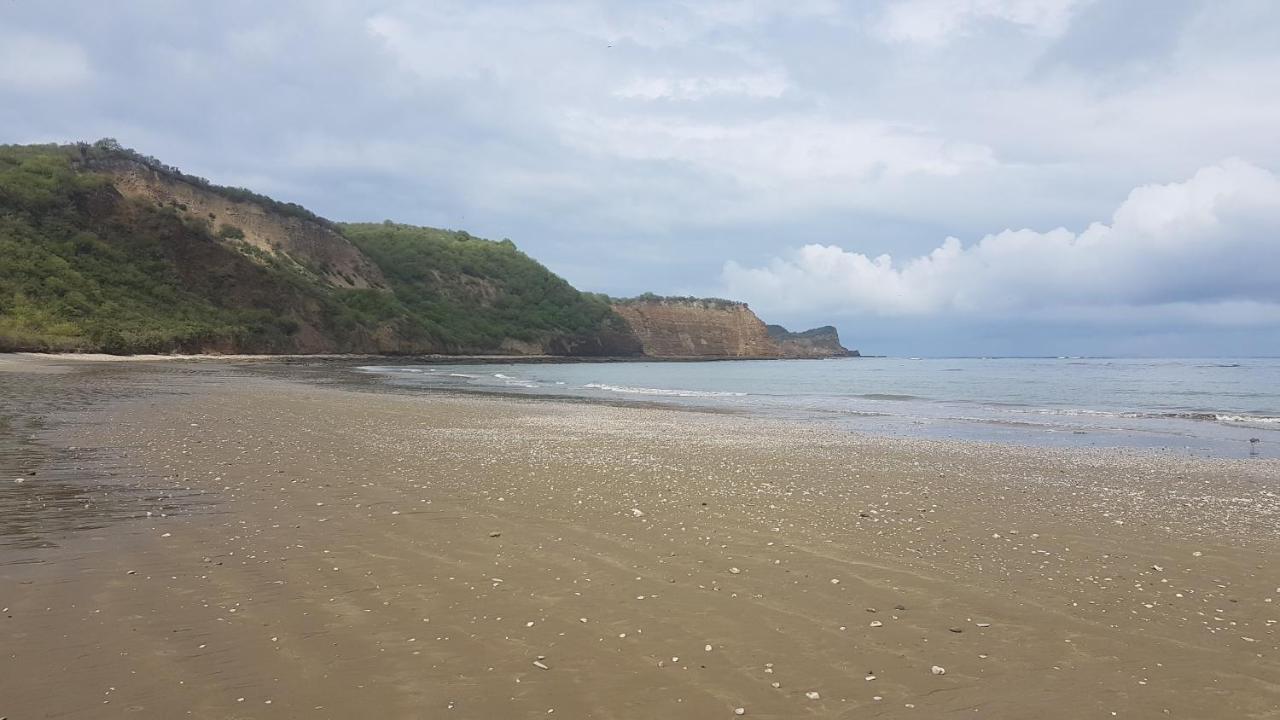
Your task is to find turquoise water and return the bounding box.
[357,358,1280,458]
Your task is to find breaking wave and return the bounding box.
[583,383,747,398]
[1030,407,1280,426]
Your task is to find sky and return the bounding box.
[3,0,1279,356]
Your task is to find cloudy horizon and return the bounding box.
[3,0,1279,355]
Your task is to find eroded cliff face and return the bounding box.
[611,300,782,358]
[100,158,386,290]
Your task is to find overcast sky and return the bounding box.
[3,0,1279,355]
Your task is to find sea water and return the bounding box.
[357,357,1280,458]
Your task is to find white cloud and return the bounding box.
[559,114,996,203]
[345,0,1280,238]
[9,0,1280,352]
[686,0,843,27]
[361,1,1005,225]
[722,159,1280,323]
[0,31,91,90]
[875,0,1089,44]
[613,71,789,100]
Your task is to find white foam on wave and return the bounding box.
[1027,406,1280,426]
[1030,407,1122,418]
[355,365,422,374]
[1215,414,1280,425]
[583,382,746,398]
[448,373,479,379]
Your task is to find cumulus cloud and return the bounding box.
[722,159,1280,323]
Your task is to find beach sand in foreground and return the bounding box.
[1,357,1277,719]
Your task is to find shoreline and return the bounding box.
[347,360,1277,461]
[8,353,1275,460]
[2,351,860,366]
[1,359,1277,718]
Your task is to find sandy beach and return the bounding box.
[1,356,1277,719]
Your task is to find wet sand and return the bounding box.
[1,356,1278,719]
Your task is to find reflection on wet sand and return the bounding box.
[0,366,215,557]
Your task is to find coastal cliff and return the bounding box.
[1,140,854,359]
[611,297,858,359]
[611,297,781,358]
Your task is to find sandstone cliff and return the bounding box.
[611,298,782,358]
[609,297,859,359]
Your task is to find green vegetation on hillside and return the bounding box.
[0,143,360,352]
[0,141,638,355]
[341,222,631,350]
[610,292,745,309]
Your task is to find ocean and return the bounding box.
[356,357,1280,458]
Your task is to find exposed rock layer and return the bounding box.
[101,158,386,289]
[610,299,859,359]
[612,300,782,358]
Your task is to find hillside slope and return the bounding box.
[101,155,386,290]
[0,140,638,355]
[341,223,640,356]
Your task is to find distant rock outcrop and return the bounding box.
[766,324,859,358]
